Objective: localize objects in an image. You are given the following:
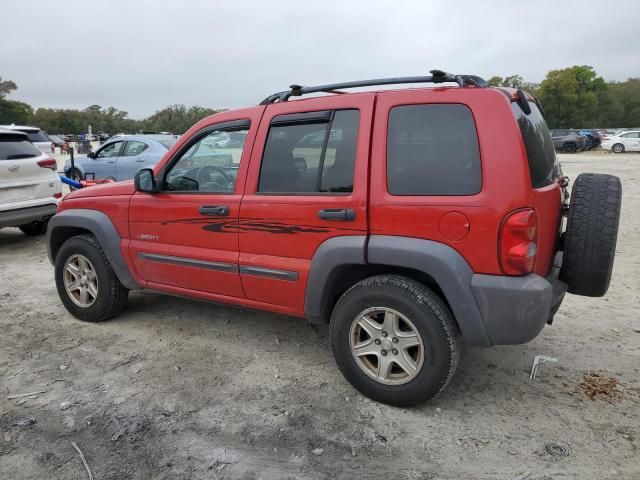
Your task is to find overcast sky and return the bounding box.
[2,0,639,118]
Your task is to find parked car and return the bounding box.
[549,129,587,153]
[578,130,602,150]
[63,134,178,182]
[0,124,54,156]
[0,128,62,235]
[601,130,640,153]
[47,71,622,406]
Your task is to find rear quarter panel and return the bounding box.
[369,88,534,275]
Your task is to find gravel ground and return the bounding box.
[1,152,639,479]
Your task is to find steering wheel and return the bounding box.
[195,165,232,190]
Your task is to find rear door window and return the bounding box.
[122,141,149,156]
[0,135,42,160]
[511,102,558,188]
[387,104,481,195]
[258,109,360,194]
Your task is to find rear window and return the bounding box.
[24,130,50,143]
[0,135,42,160]
[387,104,482,196]
[159,139,178,149]
[511,102,558,188]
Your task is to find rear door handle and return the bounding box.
[317,208,355,221]
[199,205,230,216]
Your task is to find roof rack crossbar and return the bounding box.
[259,70,488,105]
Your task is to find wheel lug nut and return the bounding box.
[381,350,387,356]
[374,339,381,345]
[382,331,388,337]
[392,337,399,343]
[392,349,398,355]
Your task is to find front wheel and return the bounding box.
[330,275,460,407]
[55,234,128,322]
[563,142,577,153]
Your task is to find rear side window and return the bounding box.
[0,135,42,160]
[258,109,360,194]
[25,130,50,142]
[387,104,481,195]
[511,102,558,188]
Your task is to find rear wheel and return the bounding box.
[55,234,128,322]
[330,275,460,407]
[19,221,48,236]
[561,173,622,297]
[563,142,577,153]
[612,143,625,153]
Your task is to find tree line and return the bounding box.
[0,79,222,135]
[1,65,639,133]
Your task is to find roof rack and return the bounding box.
[259,70,489,105]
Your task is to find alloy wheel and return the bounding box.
[63,254,98,307]
[349,307,425,385]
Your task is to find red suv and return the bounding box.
[47,71,622,406]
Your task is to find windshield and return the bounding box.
[24,130,50,143]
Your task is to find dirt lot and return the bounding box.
[1,152,639,479]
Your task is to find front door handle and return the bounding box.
[199,205,230,216]
[317,208,356,221]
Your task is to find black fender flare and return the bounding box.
[305,235,491,346]
[47,209,140,290]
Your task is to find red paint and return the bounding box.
[439,212,470,241]
[56,85,562,317]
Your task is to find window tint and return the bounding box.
[387,104,481,196]
[0,135,42,160]
[25,130,49,142]
[122,141,148,156]
[164,127,249,193]
[622,132,640,138]
[258,109,359,194]
[511,102,558,188]
[97,141,123,158]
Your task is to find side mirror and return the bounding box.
[87,151,96,159]
[134,168,156,193]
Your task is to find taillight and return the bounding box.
[37,158,57,170]
[53,192,62,199]
[499,209,538,275]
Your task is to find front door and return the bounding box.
[86,140,122,179]
[128,116,258,298]
[238,94,375,316]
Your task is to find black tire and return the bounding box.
[330,275,461,407]
[612,143,625,153]
[563,142,577,153]
[561,173,622,297]
[19,221,48,236]
[54,234,128,322]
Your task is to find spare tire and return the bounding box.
[561,173,622,297]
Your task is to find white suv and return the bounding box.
[0,129,61,235]
[0,124,54,156]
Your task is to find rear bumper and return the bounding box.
[0,204,58,229]
[470,256,567,345]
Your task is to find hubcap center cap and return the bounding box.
[381,338,393,350]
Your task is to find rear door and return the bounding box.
[238,94,374,316]
[115,140,150,180]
